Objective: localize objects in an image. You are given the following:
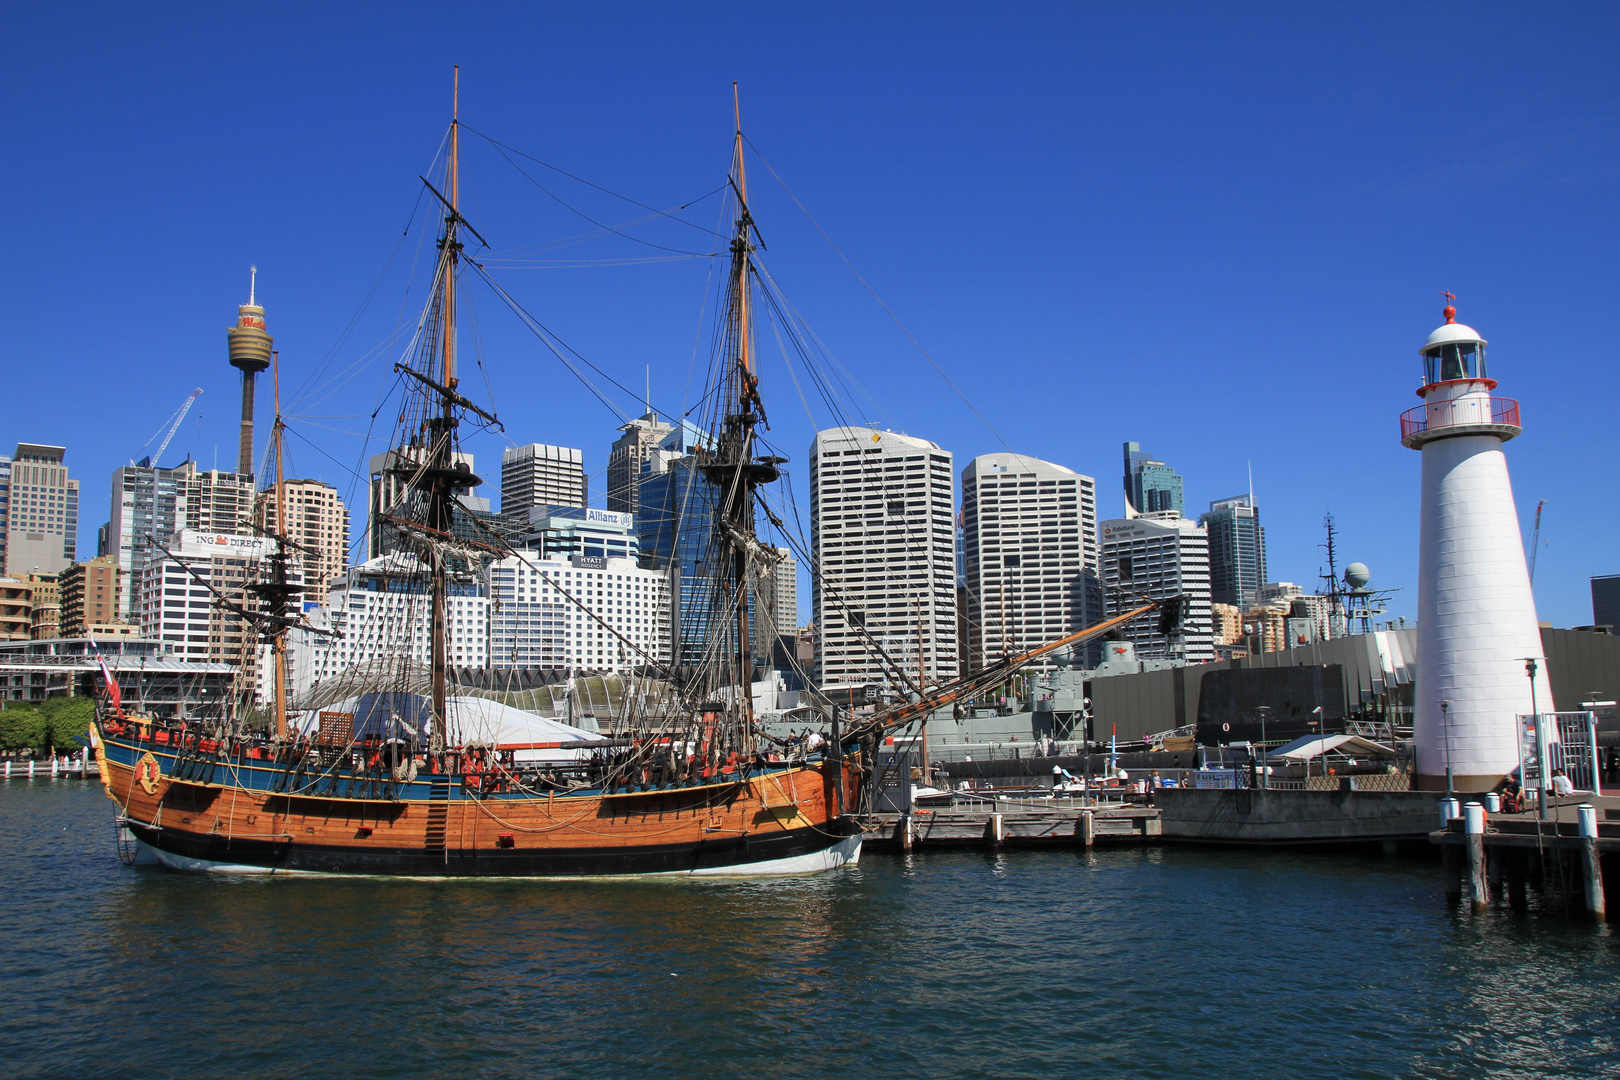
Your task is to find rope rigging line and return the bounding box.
[464,261,635,422]
[460,122,728,238]
[288,126,450,417]
[446,496,695,696]
[751,257,891,430]
[743,133,1013,454]
[475,133,722,258]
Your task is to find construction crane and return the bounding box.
[1528,498,1547,583]
[138,387,204,468]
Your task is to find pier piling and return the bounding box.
[1578,804,1606,919]
[1465,802,1488,911]
[1079,810,1095,848]
[1507,848,1529,910]
[1443,845,1463,903]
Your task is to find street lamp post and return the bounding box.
[1311,705,1325,780]
[1256,705,1271,789]
[1526,658,1545,818]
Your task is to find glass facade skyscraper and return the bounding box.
[638,456,720,665]
[1200,494,1267,609]
[1123,441,1184,516]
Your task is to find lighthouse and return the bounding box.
[227,267,273,477]
[1402,300,1552,791]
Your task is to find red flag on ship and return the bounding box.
[94,649,124,718]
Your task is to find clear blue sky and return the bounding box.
[4,3,1617,628]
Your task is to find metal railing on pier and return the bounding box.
[929,791,1134,813]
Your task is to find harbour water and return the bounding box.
[3,780,1618,1079]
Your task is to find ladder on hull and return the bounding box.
[424,780,450,864]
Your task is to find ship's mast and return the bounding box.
[428,67,462,751]
[272,349,288,740]
[731,87,753,740]
[722,84,761,752]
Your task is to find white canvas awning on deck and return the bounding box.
[294,692,601,761]
[1268,733,1398,760]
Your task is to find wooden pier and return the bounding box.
[1430,795,1619,918]
[863,798,1160,852]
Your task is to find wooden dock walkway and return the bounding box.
[863,798,1160,851]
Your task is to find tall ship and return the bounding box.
[93,77,1172,877]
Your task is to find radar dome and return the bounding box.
[1344,563,1371,589]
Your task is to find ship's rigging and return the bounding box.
[191,73,1175,781]
[90,72,1181,878]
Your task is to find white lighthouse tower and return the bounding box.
[1403,299,1552,791]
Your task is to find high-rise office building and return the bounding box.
[1200,493,1267,609]
[1123,441,1184,516]
[740,544,801,665]
[22,573,59,639]
[487,545,670,673]
[2,444,79,577]
[288,553,485,698]
[253,479,351,599]
[182,467,254,535]
[0,579,33,641]
[639,455,719,664]
[632,420,733,665]
[770,548,798,637]
[506,506,641,564]
[960,453,1100,671]
[1593,574,1620,630]
[107,462,184,620]
[1098,515,1213,662]
[139,529,286,697]
[107,463,184,620]
[60,556,132,639]
[809,427,958,689]
[607,412,673,515]
[106,460,250,621]
[502,444,587,518]
[0,455,8,573]
[0,456,10,574]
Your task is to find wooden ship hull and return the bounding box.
[95,727,863,877]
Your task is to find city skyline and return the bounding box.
[3,6,1617,631]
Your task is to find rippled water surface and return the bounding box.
[4,780,1618,1079]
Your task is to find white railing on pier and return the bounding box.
[932,792,1135,813]
[2,753,94,780]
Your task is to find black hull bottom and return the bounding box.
[129,819,864,878]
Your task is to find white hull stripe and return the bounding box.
[140,834,862,880]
